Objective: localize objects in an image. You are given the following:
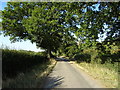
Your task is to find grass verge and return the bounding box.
[75,62,118,88]
[2,58,56,88]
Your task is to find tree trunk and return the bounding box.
[47,48,52,58]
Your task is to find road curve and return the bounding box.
[43,58,104,88]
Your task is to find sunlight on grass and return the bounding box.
[2,59,56,88]
[77,62,118,88]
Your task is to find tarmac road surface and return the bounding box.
[43,58,104,88]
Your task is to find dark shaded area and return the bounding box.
[2,49,48,80]
[74,54,91,63]
[54,57,69,62]
[43,76,64,88]
[73,51,120,64]
[99,52,120,64]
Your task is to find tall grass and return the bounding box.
[77,62,118,88]
[2,48,57,88]
[2,59,56,88]
[74,47,119,88]
[2,49,48,80]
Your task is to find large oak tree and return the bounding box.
[2,2,119,58]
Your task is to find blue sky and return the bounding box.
[0,1,107,51]
[0,1,44,52]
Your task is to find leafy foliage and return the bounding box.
[74,53,91,63]
[2,2,120,61]
[1,2,120,88]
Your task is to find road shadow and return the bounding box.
[54,57,70,62]
[43,76,64,88]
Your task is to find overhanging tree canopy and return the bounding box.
[2,2,120,57]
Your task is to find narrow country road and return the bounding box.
[43,58,104,88]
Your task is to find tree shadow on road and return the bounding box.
[54,57,70,62]
[43,76,64,88]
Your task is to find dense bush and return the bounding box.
[99,52,120,64]
[2,49,48,80]
[74,46,120,64]
[74,53,91,63]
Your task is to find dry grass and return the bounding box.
[76,62,118,88]
[2,59,57,88]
